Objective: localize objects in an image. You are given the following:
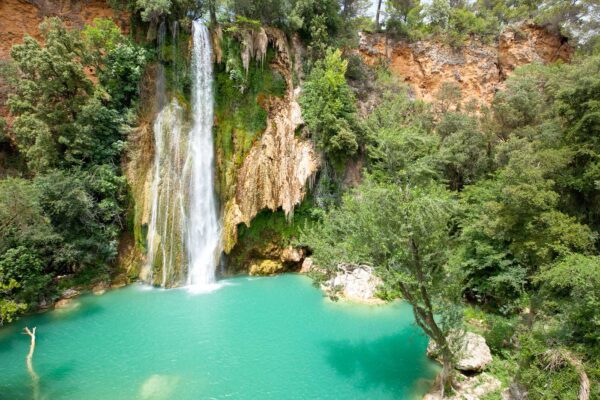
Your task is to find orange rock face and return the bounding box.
[358,22,572,105]
[0,0,129,61]
[0,0,129,120]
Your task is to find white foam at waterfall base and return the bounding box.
[185,20,222,290]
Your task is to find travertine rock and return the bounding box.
[249,259,285,276]
[322,264,383,303]
[223,28,319,253]
[427,331,493,372]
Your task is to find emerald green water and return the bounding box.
[0,275,438,399]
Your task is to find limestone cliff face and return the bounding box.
[359,22,572,105]
[220,28,319,253]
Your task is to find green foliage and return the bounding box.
[538,253,600,344]
[214,35,287,204]
[365,87,439,185]
[536,0,600,46]
[289,0,342,59]
[136,0,172,22]
[300,179,462,381]
[1,18,143,323]
[300,49,361,161]
[456,144,594,311]
[227,0,293,26]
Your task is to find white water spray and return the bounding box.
[186,21,221,289]
[144,21,221,289]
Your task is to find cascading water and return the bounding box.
[144,21,221,289]
[186,21,221,288]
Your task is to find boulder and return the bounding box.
[92,281,109,295]
[249,259,285,276]
[424,373,502,400]
[61,288,80,299]
[299,257,314,273]
[501,382,528,400]
[322,264,383,303]
[427,331,493,372]
[280,246,304,263]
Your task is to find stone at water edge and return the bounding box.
[61,288,80,299]
[427,331,493,372]
[322,264,384,303]
[280,246,304,263]
[299,257,314,273]
[249,259,285,276]
[423,373,502,400]
[92,281,109,295]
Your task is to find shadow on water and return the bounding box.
[321,328,438,396]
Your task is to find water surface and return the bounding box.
[0,275,438,399]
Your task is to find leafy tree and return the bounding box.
[0,178,55,255]
[300,181,460,393]
[553,54,600,229]
[8,18,92,172]
[537,253,600,345]
[456,141,594,312]
[436,111,491,190]
[366,86,439,185]
[537,0,600,46]
[136,0,172,22]
[300,49,361,160]
[289,0,341,57]
[385,0,425,39]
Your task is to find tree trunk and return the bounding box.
[375,0,383,31]
[563,351,590,400]
[439,344,454,397]
[209,0,217,26]
[23,327,40,400]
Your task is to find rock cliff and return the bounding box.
[359,22,572,105]
[219,28,319,253]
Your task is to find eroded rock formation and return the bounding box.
[221,28,319,253]
[359,22,572,105]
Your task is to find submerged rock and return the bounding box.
[427,331,493,372]
[322,264,383,304]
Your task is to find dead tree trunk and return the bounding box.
[563,351,590,400]
[23,327,40,400]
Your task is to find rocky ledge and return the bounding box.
[321,264,384,304]
[425,331,499,399]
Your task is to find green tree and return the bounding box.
[300,49,361,161]
[456,141,594,312]
[300,181,460,393]
[8,18,92,172]
[538,253,600,345]
[366,86,440,185]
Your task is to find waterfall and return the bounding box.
[144,21,220,289]
[186,21,221,288]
